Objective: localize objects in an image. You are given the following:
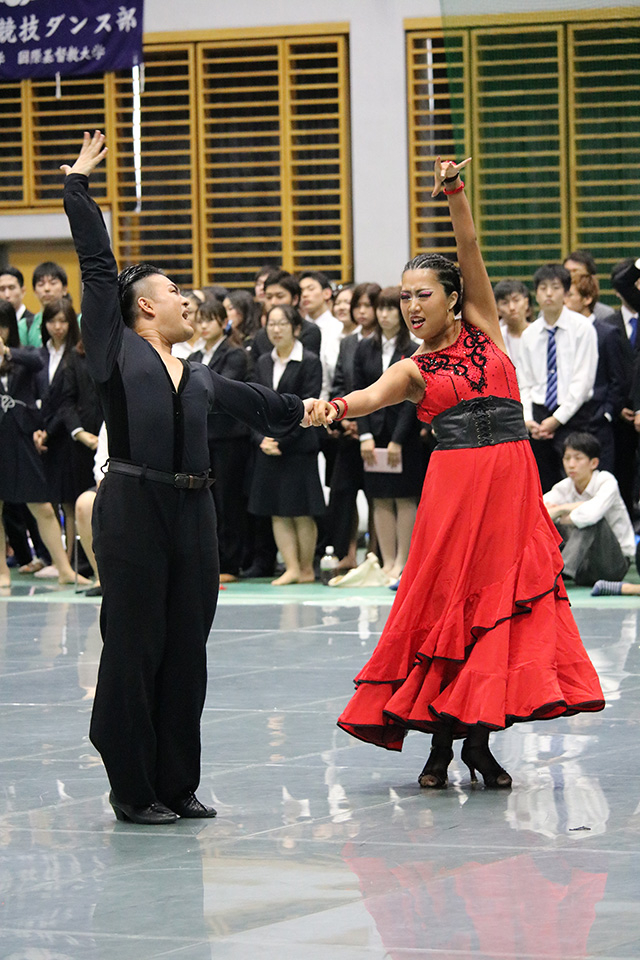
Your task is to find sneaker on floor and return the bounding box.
[34,565,59,579]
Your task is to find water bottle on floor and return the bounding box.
[320,545,339,585]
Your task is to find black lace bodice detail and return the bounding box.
[412,322,488,394]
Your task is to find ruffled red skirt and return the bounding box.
[337,440,605,749]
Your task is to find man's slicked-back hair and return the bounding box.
[118,263,165,328]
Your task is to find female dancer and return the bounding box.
[309,158,604,788]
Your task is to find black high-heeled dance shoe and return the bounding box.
[418,732,454,788]
[460,737,512,789]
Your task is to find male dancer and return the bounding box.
[62,131,310,824]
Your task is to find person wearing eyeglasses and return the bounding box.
[248,304,325,585]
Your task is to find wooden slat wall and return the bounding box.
[407,31,469,259]
[0,81,26,205]
[110,45,199,286]
[1,29,351,287]
[198,35,351,287]
[198,40,284,287]
[285,36,351,279]
[30,76,109,204]
[569,20,640,300]
[473,26,566,285]
[408,16,639,294]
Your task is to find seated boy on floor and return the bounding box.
[543,432,635,586]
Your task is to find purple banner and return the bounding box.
[0,1,143,80]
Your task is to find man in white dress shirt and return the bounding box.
[544,432,634,585]
[518,264,598,491]
[300,271,343,400]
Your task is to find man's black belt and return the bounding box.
[431,396,529,450]
[107,458,214,489]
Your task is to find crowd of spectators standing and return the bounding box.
[1,248,640,591]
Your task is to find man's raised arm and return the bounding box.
[61,131,122,383]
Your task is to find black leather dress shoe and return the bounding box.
[167,793,217,818]
[109,791,178,824]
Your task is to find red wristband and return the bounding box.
[443,181,465,196]
[329,397,348,421]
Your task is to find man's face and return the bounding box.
[264,283,294,312]
[562,447,598,487]
[34,274,66,307]
[564,259,589,283]
[300,277,330,318]
[135,274,193,344]
[564,284,590,316]
[0,274,24,311]
[496,292,529,326]
[536,278,566,315]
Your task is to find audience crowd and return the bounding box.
[1,250,640,592]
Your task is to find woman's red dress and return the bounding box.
[337,322,605,749]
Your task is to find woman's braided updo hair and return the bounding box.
[403,253,462,309]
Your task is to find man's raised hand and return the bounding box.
[60,130,108,179]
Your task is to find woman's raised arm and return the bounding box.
[433,158,504,348]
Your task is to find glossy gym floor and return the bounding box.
[1,576,639,959]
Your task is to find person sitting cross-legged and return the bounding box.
[543,432,635,587]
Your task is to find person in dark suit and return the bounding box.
[0,267,37,344]
[354,286,426,580]
[565,274,629,474]
[610,257,640,514]
[327,282,381,567]
[189,298,251,583]
[60,337,104,500]
[250,271,321,364]
[248,304,324,585]
[33,298,86,567]
[0,301,84,587]
[62,131,308,825]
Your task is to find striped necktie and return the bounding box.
[544,326,558,411]
[629,315,638,349]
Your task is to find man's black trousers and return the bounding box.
[90,472,219,807]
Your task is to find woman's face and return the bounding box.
[400,268,456,343]
[377,304,401,338]
[0,324,10,344]
[199,313,224,347]
[333,288,353,327]
[224,297,241,329]
[266,307,295,351]
[353,294,376,332]
[186,295,202,331]
[45,311,69,349]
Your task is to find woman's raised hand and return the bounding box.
[431,155,472,197]
[60,130,108,178]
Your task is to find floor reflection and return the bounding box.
[0,596,639,957]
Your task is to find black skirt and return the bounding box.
[248,450,326,517]
[0,405,49,503]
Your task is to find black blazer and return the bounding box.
[34,345,71,437]
[59,347,103,438]
[190,339,250,441]
[253,347,322,454]
[353,336,420,445]
[589,318,629,422]
[251,320,321,364]
[331,333,361,396]
[1,346,42,405]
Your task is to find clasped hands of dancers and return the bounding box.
[63,130,603,818]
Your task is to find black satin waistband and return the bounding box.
[431,397,529,450]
